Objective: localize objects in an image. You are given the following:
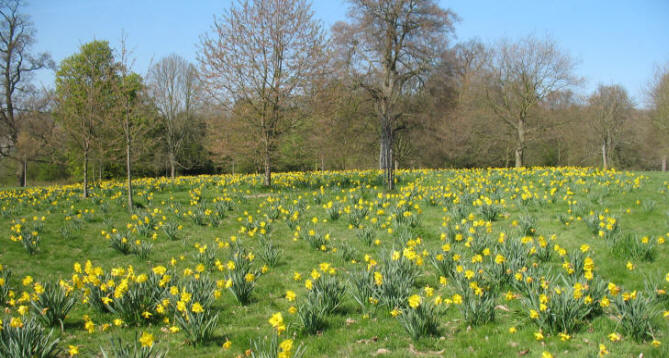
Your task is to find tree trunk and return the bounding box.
[17,157,26,187]
[83,150,89,198]
[22,157,27,187]
[263,149,271,187]
[661,155,666,172]
[515,118,525,168]
[381,122,394,191]
[379,141,388,169]
[126,141,133,211]
[169,151,176,179]
[601,143,608,170]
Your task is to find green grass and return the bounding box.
[0,168,668,357]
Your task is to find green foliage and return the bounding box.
[110,231,133,255]
[100,335,167,358]
[398,300,440,340]
[250,332,306,358]
[297,294,328,334]
[0,318,61,358]
[613,292,659,342]
[173,303,219,346]
[161,223,181,241]
[226,246,259,305]
[106,273,166,325]
[258,238,282,267]
[610,233,657,261]
[30,281,78,328]
[0,268,12,306]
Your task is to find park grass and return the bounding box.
[0,167,667,357]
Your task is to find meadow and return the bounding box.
[0,167,668,358]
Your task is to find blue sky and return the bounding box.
[25,0,669,106]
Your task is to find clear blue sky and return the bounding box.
[26,0,669,106]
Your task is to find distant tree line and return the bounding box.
[1,0,668,193]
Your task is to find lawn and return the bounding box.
[1,167,667,357]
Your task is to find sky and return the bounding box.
[24,0,669,106]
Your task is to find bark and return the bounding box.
[602,143,608,170]
[661,155,666,172]
[126,140,133,211]
[169,150,176,179]
[381,119,394,190]
[515,118,525,168]
[22,157,27,187]
[83,150,89,198]
[263,148,272,187]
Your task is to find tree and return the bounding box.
[114,36,151,211]
[14,88,55,186]
[333,0,457,189]
[146,54,198,179]
[198,0,326,187]
[0,0,52,186]
[587,84,633,170]
[648,64,669,170]
[485,35,578,167]
[55,40,116,198]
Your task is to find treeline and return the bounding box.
[1,0,668,190]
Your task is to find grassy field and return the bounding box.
[0,167,668,358]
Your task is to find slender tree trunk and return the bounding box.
[263,148,271,187]
[515,118,525,168]
[602,143,608,170]
[83,150,89,198]
[17,157,26,187]
[126,140,133,211]
[22,157,27,187]
[381,121,394,191]
[661,155,666,172]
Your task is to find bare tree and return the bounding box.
[648,64,669,170]
[0,0,52,185]
[333,0,456,189]
[198,0,326,186]
[146,54,198,179]
[485,35,579,167]
[587,84,633,170]
[114,35,153,211]
[14,88,55,186]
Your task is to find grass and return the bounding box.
[0,167,668,357]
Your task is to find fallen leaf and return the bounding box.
[518,349,529,356]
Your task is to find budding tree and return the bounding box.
[485,35,578,167]
[333,0,456,189]
[587,84,633,170]
[198,0,326,186]
[146,54,198,179]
